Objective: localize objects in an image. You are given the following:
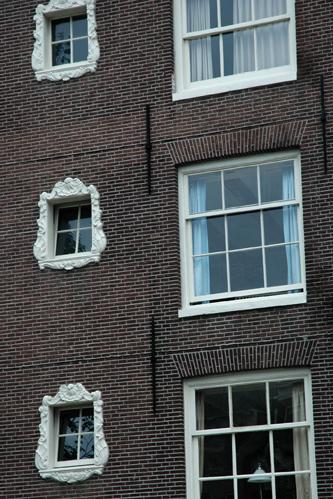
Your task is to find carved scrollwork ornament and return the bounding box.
[35,383,109,483]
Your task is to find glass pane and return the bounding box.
[274,428,309,472]
[236,431,270,475]
[78,228,92,253]
[224,167,258,208]
[254,0,287,19]
[221,0,252,26]
[193,254,228,296]
[263,207,298,245]
[80,205,92,228]
[81,407,94,432]
[260,161,295,203]
[196,387,229,429]
[189,173,222,214]
[228,212,261,250]
[199,435,232,477]
[276,474,311,499]
[266,244,301,286]
[189,35,221,82]
[73,15,88,37]
[257,22,289,70]
[52,18,70,41]
[223,29,255,76]
[238,477,272,499]
[80,433,94,459]
[270,380,306,424]
[232,383,267,426]
[229,249,264,291]
[56,231,77,255]
[187,0,218,31]
[57,207,79,230]
[52,41,71,66]
[59,409,80,434]
[192,217,225,255]
[201,480,234,499]
[58,435,78,461]
[73,38,88,62]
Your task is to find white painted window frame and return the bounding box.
[178,151,306,317]
[35,383,109,484]
[184,369,318,499]
[33,177,107,271]
[173,0,297,100]
[32,0,100,82]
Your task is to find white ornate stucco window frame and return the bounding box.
[33,177,107,270]
[32,0,100,82]
[35,383,109,483]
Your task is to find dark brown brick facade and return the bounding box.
[1,0,333,498]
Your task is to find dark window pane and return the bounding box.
[80,205,92,228]
[193,254,228,296]
[266,244,301,286]
[73,15,88,37]
[59,409,80,434]
[58,435,78,461]
[192,217,225,255]
[276,475,310,499]
[238,477,272,499]
[223,30,255,75]
[80,433,94,459]
[270,380,305,424]
[189,172,222,213]
[199,435,232,477]
[236,431,270,475]
[224,167,258,208]
[73,38,88,62]
[274,428,309,472]
[264,207,298,246]
[78,228,92,253]
[52,41,71,66]
[196,387,229,429]
[229,249,264,291]
[232,383,267,427]
[260,161,295,203]
[81,407,94,432]
[221,0,252,26]
[201,480,234,499]
[52,18,70,41]
[57,207,79,230]
[228,212,261,250]
[56,231,77,255]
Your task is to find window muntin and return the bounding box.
[55,204,92,256]
[180,154,305,312]
[51,15,88,66]
[184,371,316,499]
[56,407,94,465]
[174,0,296,99]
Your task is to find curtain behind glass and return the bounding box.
[190,179,210,296]
[233,0,254,74]
[282,170,300,285]
[292,385,311,499]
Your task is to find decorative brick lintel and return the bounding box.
[166,120,308,166]
[172,340,317,378]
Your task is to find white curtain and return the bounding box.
[190,178,210,296]
[188,0,213,81]
[292,385,311,499]
[257,21,289,70]
[282,169,300,285]
[254,0,287,19]
[233,0,254,74]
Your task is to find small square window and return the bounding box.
[32,0,99,82]
[178,153,306,316]
[184,370,317,499]
[35,384,109,483]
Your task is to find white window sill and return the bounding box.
[35,61,97,82]
[38,252,101,271]
[39,464,104,484]
[172,69,296,101]
[179,292,306,318]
